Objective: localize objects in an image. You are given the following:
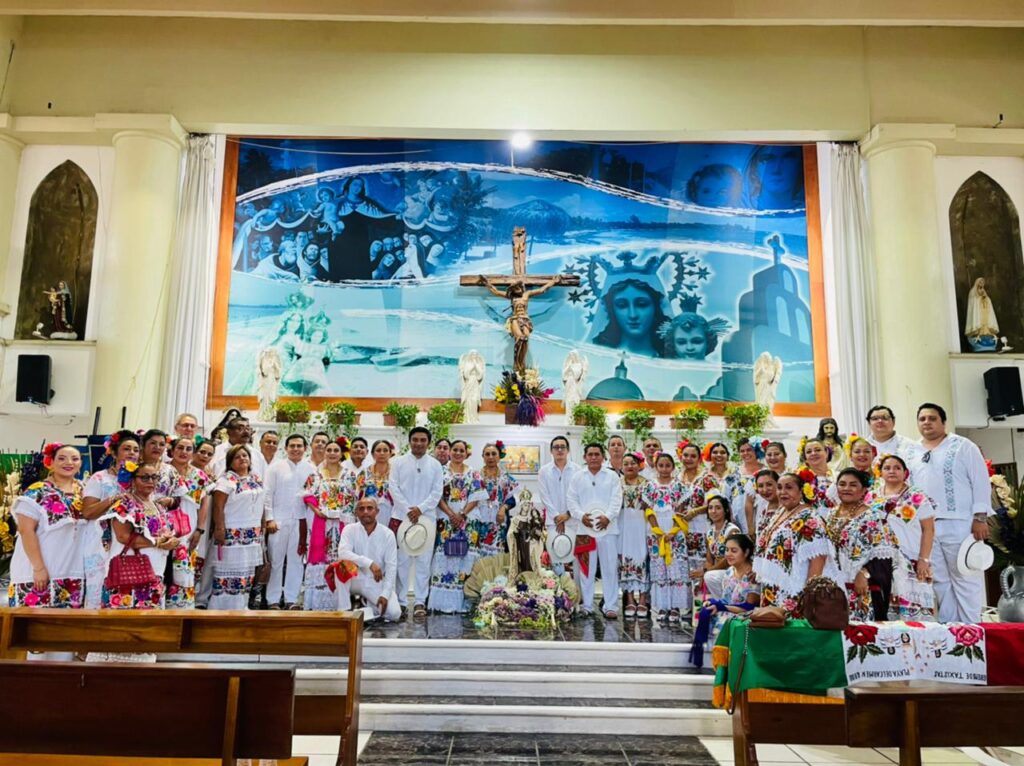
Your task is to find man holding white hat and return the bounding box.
[567,443,623,618]
[331,496,401,623]
[912,402,992,623]
[538,435,580,575]
[391,426,444,620]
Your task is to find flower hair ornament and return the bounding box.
[701,442,714,463]
[104,431,122,456]
[493,440,507,460]
[748,437,770,461]
[627,450,645,466]
[334,436,351,459]
[117,460,141,489]
[675,439,691,462]
[41,442,66,470]
[797,435,809,459]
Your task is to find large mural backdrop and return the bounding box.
[211,138,827,407]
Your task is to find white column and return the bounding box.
[92,122,184,431]
[862,134,952,422]
[0,131,24,313]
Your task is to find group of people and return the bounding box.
[6,401,995,631]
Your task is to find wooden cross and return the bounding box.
[460,227,580,376]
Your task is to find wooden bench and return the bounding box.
[0,660,307,766]
[731,689,846,765]
[846,684,1024,766]
[0,609,363,766]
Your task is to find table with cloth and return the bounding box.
[712,619,1024,766]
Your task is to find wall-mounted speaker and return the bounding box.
[16,354,52,404]
[984,366,1024,419]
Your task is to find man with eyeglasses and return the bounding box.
[912,403,991,623]
[210,417,267,479]
[537,436,580,575]
[864,405,922,464]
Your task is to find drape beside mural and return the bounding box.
[209,138,828,412]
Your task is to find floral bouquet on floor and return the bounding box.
[474,570,578,631]
[493,368,554,427]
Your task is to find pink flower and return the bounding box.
[109,593,122,607]
[949,624,984,647]
[910,493,924,505]
[24,591,40,607]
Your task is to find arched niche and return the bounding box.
[949,171,1024,352]
[14,160,98,340]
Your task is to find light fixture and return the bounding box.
[510,132,533,150]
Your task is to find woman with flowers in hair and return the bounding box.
[476,442,519,556]
[796,437,836,516]
[643,452,691,623]
[619,451,651,618]
[208,444,265,610]
[827,468,902,621]
[868,454,937,620]
[165,437,211,609]
[302,437,359,610]
[81,430,141,608]
[358,440,396,528]
[101,461,181,610]
[730,438,766,534]
[429,439,487,614]
[8,444,87,611]
[677,443,716,582]
[755,472,838,613]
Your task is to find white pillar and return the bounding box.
[92,122,184,432]
[862,135,952,422]
[0,131,24,312]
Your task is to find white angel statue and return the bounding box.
[562,350,589,422]
[256,346,283,422]
[753,351,783,426]
[459,350,486,424]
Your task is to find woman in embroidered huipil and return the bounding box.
[619,452,651,619]
[208,445,265,610]
[796,438,835,515]
[303,439,359,611]
[165,437,211,609]
[358,440,396,528]
[643,453,691,623]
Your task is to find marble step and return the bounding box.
[297,666,714,700]
[358,700,731,736]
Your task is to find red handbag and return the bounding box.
[104,533,160,590]
[166,509,192,537]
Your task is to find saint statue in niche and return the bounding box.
[964,277,1000,352]
[39,281,78,340]
[506,488,545,580]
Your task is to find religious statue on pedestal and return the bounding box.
[965,277,1000,352]
[753,351,783,426]
[256,347,283,421]
[506,488,546,580]
[37,281,77,340]
[561,350,589,421]
[458,350,485,424]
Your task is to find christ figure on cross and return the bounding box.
[460,226,580,376]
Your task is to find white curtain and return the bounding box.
[829,142,882,429]
[157,134,219,430]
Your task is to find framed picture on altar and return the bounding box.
[208,137,830,416]
[500,444,542,475]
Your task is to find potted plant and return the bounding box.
[618,407,655,448]
[571,403,608,445]
[383,401,419,430]
[274,400,311,424]
[722,403,770,448]
[426,400,463,442]
[671,405,710,432]
[323,401,360,431]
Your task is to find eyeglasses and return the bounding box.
[552,444,568,450]
[135,474,160,482]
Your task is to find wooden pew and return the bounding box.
[0,660,307,766]
[0,609,363,766]
[845,685,1024,766]
[731,689,846,765]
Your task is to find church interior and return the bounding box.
[1,2,1024,765]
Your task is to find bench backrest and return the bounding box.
[0,661,295,761]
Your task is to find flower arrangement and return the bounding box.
[474,570,578,631]
[493,368,554,427]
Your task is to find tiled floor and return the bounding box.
[698,737,983,765]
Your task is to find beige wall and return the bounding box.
[5,18,1021,136]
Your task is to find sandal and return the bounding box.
[413,603,427,619]
[668,609,681,624]
[636,604,649,619]
[656,610,668,623]
[604,610,618,620]
[624,605,637,619]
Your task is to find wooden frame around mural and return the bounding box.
[207,141,831,417]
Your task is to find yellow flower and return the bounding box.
[791,518,804,534]
[124,461,138,472]
[27,482,45,491]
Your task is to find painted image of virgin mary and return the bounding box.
[590,263,672,358]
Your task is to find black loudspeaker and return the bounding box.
[16,354,52,404]
[984,366,1024,419]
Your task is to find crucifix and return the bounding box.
[460,227,580,376]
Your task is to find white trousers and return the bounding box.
[574,535,620,611]
[267,518,304,605]
[703,568,728,601]
[932,519,985,624]
[396,547,434,607]
[335,573,401,622]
